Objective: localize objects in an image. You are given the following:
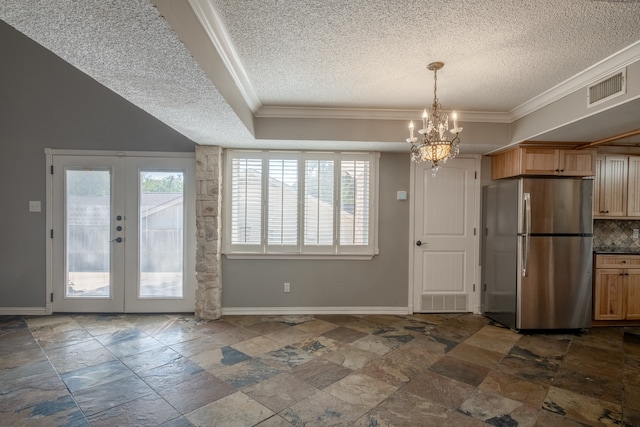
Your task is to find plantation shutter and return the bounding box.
[304,159,334,246]
[340,159,370,246]
[267,159,298,246]
[230,157,262,245]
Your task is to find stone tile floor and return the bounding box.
[1,312,639,426]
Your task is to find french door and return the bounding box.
[51,152,195,312]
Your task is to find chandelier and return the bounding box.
[406,62,462,172]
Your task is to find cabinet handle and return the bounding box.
[622,260,627,264]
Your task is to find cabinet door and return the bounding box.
[626,270,640,320]
[594,269,626,320]
[601,156,628,217]
[559,150,595,176]
[491,148,522,180]
[521,148,559,175]
[627,156,640,217]
[593,156,603,217]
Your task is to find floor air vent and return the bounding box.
[421,294,467,312]
[588,68,626,107]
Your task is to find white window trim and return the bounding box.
[223,150,379,260]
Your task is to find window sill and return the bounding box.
[224,253,376,261]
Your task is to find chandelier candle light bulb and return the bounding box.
[405,62,462,173]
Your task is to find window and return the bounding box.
[225,150,378,257]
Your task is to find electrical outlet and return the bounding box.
[634,229,639,239]
[284,282,291,293]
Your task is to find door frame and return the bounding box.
[407,155,482,314]
[45,149,196,313]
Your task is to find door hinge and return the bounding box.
[50,293,53,302]
[474,171,477,179]
[50,229,54,239]
[473,284,476,292]
[50,165,54,174]
[474,228,476,236]
[484,283,487,291]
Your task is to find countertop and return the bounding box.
[594,247,640,255]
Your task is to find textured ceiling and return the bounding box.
[2,0,640,153]
[214,0,640,112]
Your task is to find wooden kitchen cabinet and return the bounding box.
[594,269,625,320]
[491,147,595,179]
[592,155,640,218]
[594,254,640,321]
[627,156,640,217]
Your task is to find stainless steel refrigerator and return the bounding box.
[482,177,593,330]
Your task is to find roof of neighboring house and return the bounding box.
[68,193,182,226]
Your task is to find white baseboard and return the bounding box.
[0,307,48,316]
[221,306,411,316]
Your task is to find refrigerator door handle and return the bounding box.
[522,192,531,277]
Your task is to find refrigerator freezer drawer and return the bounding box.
[518,235,593,329]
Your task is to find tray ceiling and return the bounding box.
[2,0,640,153]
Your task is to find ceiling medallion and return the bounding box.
[406,62,462,173]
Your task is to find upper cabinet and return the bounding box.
[491,147,596,180]
[594,155,640,219]
[594,155,627,217]
[627,157,640,217]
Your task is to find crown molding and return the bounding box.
[511,39,640,120]
[188,0,262,112]
[187,1,639,126]
[257,106,511,123]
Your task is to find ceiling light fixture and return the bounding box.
[406,62,462,172]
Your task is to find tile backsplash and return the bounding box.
[594,219,640,250]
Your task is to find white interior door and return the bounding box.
[51,152,195,313]
[412,157,479,313]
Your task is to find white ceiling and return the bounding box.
[2,0,640,154]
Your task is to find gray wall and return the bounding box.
[1,20,412,312]
[222,153,411,309]
[0,21,195,308]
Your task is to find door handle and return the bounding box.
[110,237,123,243]
[522,192,531,277]
[416,240,422,246]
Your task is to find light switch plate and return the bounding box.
[397,191,407,201]
[29,201,41,212]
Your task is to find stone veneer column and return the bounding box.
[194,145,222,319]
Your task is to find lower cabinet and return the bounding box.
[594,255,640,321]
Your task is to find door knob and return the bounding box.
[111,237,123,243]
[416,240,422,246]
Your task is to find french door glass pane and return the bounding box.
[139,171,184,298]
[66,169,111,298]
